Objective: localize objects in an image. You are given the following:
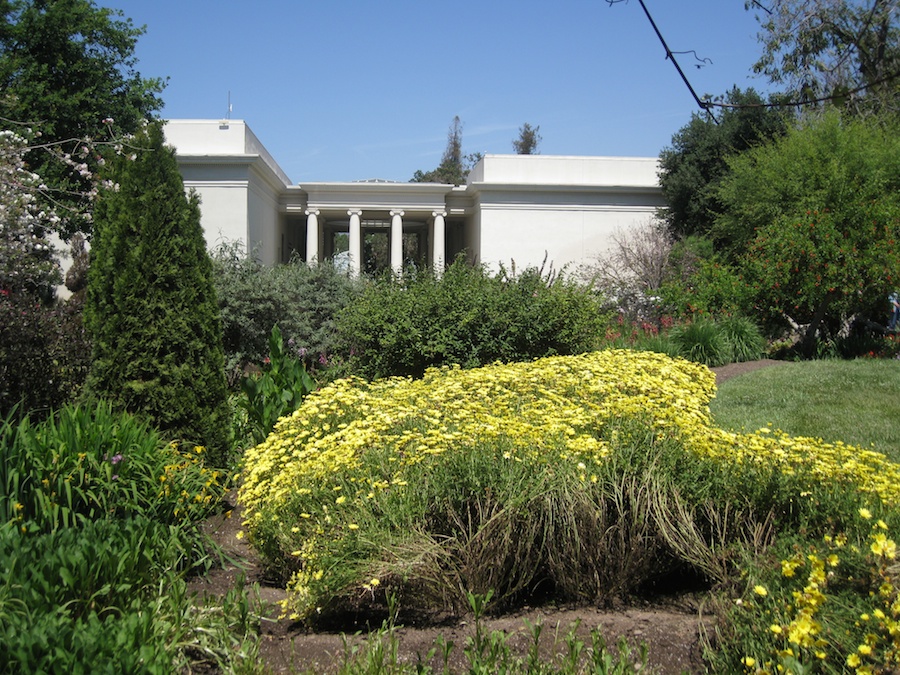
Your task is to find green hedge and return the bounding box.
[335,258,610,379]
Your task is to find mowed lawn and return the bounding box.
[710,358,900,461]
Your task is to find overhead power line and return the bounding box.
[605,0,900,115]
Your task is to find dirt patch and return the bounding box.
[189,361,781,673]
[710,358,787,386]
[188,503,715,674]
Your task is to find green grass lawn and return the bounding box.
[711,358,900,461]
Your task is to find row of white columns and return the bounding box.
[304,208,446,275]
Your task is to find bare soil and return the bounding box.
[187,360,787,674]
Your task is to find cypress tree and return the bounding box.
[84,121,231,464]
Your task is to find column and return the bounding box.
[305,208,320,264]
[432,210,446,274]
[390,209,404,274]
[348,209,362,276]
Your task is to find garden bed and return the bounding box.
[188,358,789,674]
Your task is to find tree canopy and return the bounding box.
[657,87,791,251]
[411,116,481,184]
[747,0,900,112]
[0,0,164,237]
[84,121,231,462]
[719,110,900,350]
[512,122,541,154]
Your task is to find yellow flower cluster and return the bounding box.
[693,426,900,506]
[743,515,900,675]
[238,349,900,621]
[241,349,900,527]
[239,350,716,528]
[157,443,222,520]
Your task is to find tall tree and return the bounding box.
[84,122,231,463]
[0,0,165,238]
[719,109,900,351]
[747,0,900,112]
[658,87,791,253]
[512,122,541,154]
[411,116,479,185]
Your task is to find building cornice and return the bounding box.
[176,154,290,194]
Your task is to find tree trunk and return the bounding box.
[800,291,838,357]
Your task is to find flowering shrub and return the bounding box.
[240,349,900,626]
[0,128,63,299]
[717,510,900,674]
[0,401,258,674]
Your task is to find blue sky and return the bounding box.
[107,1,773,183]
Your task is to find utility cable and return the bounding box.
[607,0,900,115]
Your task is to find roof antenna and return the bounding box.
[219,92,232,129]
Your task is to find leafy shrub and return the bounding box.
[717,315,766,363]
[0,400,260,674]
[0,518,260,674]
[335,257,610,379]
[0,516,197,621]
[0,401,224,532]
[623,332,683,359]
[666,316,765,367]
[239,325,316,445]
[669,318,731,367]
[84,122,232,465]
[212,242,360,384]
[658,254,750,319]
[0,292,90,420]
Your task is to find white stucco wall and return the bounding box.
[476,205,660,272]
[468,154,660,189]
[164,119,291,186]
[163,121,665,272]
[186,182,249,250]
[165,120,290,261]
[247,176,281,264]
[468,155,664,271]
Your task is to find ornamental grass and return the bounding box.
[240,349,900,671]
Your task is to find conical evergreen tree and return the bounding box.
[84,121,231,464]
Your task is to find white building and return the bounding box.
[165,119,664,274]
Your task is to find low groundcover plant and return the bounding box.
[240,349,900,670]
[0,403,261,673]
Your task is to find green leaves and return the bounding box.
[0,401,224,533]
[336,258,609,380]
[212,243,360,384]
[718,110,900,348]
[0,0,164,238]
[85,122,232,464]
[240,325,316,445]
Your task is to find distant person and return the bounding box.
[890,290,900,331]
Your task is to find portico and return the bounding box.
[280,180,466,275]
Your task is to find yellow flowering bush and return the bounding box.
[722,510,900,675]
[239,349,900,625]
[241,349,714,517]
